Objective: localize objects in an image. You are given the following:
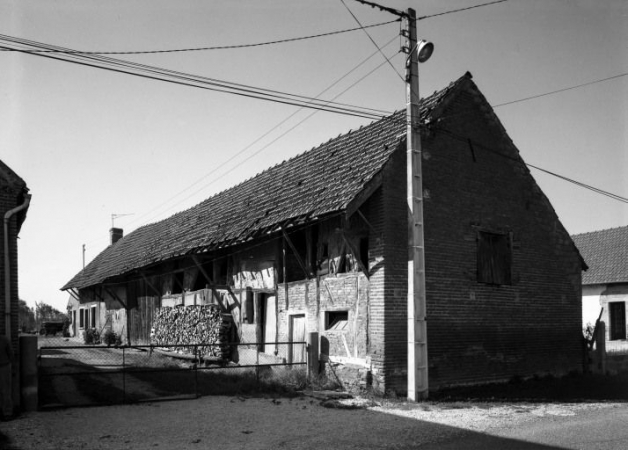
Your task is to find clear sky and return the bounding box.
[1,0,626,311]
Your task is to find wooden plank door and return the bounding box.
[289,314,306,363]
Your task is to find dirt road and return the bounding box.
[1,395,624,450]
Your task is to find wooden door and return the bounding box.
[609,302,626,340]
[289,314,306,363]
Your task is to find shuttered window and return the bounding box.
[477,231,512,285]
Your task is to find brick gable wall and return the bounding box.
[377,93,582,393]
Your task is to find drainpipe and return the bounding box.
[4,193,31,338]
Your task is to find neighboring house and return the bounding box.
[62,73,585,393]
[0,159,30,407]
[572,226,628,352]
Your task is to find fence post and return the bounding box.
[19,335,38,412]
[307,332,319,379]
[122,347,126,403]
[596,321,606,374]
[256,346,260,384]
[194,345,199,398]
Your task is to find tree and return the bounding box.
[35,302,68,323]
[18,300,36,332]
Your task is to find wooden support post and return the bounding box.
[307,331,319,379]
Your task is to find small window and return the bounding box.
[359,237,369,270]
[609,302,626,341]
[90,305,97,328]
[477,231,512,285]
[325,311,348,331]
[79,308,85,328]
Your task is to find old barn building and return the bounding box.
[63,73,584,393]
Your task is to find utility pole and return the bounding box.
[404,8,430,401]
[353,0,432,400]
[82,244,86,269]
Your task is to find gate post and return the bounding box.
[19,335,38,411]
[596,321,606,374]
[307,332,319,379]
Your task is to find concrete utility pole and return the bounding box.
[353,0,432,400]
[404,8,430,401]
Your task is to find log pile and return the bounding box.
[151,305,232,360]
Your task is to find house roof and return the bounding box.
[572,226,628,285]
[62,72,482,291]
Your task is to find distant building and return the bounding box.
[63,73,585,393]
[573,226,628,352]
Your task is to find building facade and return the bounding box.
[63,73,584,393]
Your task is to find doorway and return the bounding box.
[289,314,306,363]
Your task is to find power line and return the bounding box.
[0,20,399,55]
[340,0,404,81]
[0,34,391,120]
[79,37,402,245]
[493,72,628,108]
[125,45,402,230]
[418,0,509,20]
[435,127,628,204]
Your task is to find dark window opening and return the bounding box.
[477,231,512,285]
[317,242,329,275]
[90,306,97,328]
[172,271,185,294]
[609,302,626,341]
[213,258,228,285]
[285,229,309,282]
[325,310,348,331]
[193,262,211,291]
[243,288,255,324]
[79,309,85,328]
[359,237,369,270]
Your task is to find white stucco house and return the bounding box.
[573,225,628,352]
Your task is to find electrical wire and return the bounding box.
[78,36,402,248]
[0,20,399,55]
[418,0,509,20]
[0,34,392,120]
[492,72,628,108]
[340,0,404,81]
[435,127,628,204]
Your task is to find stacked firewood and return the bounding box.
[151,305,232,360]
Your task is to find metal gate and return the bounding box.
[38,341,306,408]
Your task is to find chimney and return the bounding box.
[110,227,123,245]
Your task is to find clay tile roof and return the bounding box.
[62,73,474,291]
[572,225,628,285]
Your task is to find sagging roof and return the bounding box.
[572,225,628,285]
[63,72,475,291]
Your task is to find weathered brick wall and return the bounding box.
[0,186,21,349]
[394,91,583,390]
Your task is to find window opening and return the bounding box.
[477,231,512,285]
[359,237,369,271]
[609,302,627,341]
[325,311,349,331]
[90,305,97,328]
